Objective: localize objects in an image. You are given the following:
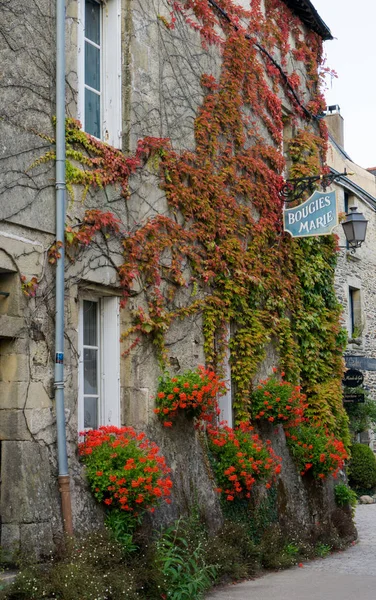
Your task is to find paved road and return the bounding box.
[206,505,376,600]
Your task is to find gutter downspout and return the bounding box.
[55,0,73,536]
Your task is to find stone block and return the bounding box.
[0,410,32,440]
[31,341,49,368]
[0,250,15,273]
[0,353,29,382]
[20,522,54,559]
[132,40,149,72]
[0,381,28,409]
[66,291,79,328]
[0,237,45,276]
[25,408,54,443]
[0,316,25,339]
[359,495,374,504]
[1,441,53,522]
[123,387,150,427]
[25,381,52,409]
[0,272,22,317]
[0,523,20,559]
[0,338,29,355]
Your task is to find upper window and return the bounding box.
[78,0,122,148]
[78,296,120,430]
[84,0,101,139]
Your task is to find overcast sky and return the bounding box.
[312,0,376,169]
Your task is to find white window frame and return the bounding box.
[77,0,122,148]
[78,296,120,431]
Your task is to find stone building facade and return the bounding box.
[0,0,351,558]
[326,107,376,447]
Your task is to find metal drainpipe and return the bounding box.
[55,0,73,536]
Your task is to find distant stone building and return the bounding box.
[326,106,376,447]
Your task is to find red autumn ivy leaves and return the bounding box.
[53,0,347,446]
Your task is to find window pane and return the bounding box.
[83,300,97,346]
[85,42,100,91]
[84,348,98,394]
[84,396,98,429]
[85,88,101,138]
[85,0,100,45]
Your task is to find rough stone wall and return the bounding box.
[0,231,58,556]
[327,137,376,448]
[258,422,355,545]
[0,0,350,558]
[0,0,222,556]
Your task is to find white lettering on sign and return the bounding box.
[287,195,331,225]
[283,190,337,239]
[297,210,334,234]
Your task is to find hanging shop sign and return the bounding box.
[283,190,337,238]
[343,392,365,404]
[342,368,364,388]
[345,355,376,371]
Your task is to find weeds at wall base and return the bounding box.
[0,504,357,600]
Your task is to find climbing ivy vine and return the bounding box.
[41,0,349,446]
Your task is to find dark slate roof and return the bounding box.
[329,167,376,212]
[282,0,333,40]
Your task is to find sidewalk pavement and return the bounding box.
[206,505,376,600]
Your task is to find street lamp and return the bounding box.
[341,206,368,250]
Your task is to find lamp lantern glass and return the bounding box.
[341,206,368,248]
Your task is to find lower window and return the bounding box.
[78,295,120,430]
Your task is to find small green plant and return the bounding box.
[284,542,299,557]
[345,389,376,439]
[351,326,362,339]
[260,525,299,569]
[203,521,261,580]
[154,517,217,600]
[315,543,331,558]
[0,531,140,600]
[348,442,376,492]
[219,487,278,544]
[334,483,357,509]
[104,511,139,553]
